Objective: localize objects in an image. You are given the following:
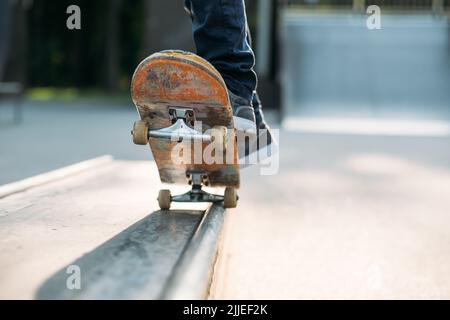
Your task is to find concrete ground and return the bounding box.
[211,132,450,299]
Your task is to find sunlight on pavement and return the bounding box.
[284,118,450,137]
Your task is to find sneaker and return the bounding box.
[252,93,278,161]
[228,91,257,134]
[227,90,259,163]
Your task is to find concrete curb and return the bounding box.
[35,204,227,300]
[0,155,114,199]
[1,157,227,300]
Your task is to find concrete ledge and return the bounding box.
[37,204,227,300]
[36,210,205,300]
[0,155,114,199]
[0,158,227,300]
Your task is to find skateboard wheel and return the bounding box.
[132,120,149,145]
[224,187,238,209]
[211,126,228,150]
[158,190,172,210]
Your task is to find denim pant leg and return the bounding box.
[184,0,257,102]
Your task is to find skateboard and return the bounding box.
[131,50,239,210]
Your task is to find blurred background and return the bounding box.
[0,0,449,183]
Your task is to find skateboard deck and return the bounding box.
[131,50,240,190]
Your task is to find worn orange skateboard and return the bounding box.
[131,50,239,210]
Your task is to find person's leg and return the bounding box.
[184,0,257,103]
[244,21,276,150]
[185,0,277,159]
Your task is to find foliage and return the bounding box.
[27,0,145,90]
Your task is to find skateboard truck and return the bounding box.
[132,108,230,145]
[157,172,238,210]
[152,108,212,143]
[132,108,234,210]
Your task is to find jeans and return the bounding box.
[184,0,257,103]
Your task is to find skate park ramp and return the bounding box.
[281,12,450,133]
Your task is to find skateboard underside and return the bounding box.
[131,51,240,188]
